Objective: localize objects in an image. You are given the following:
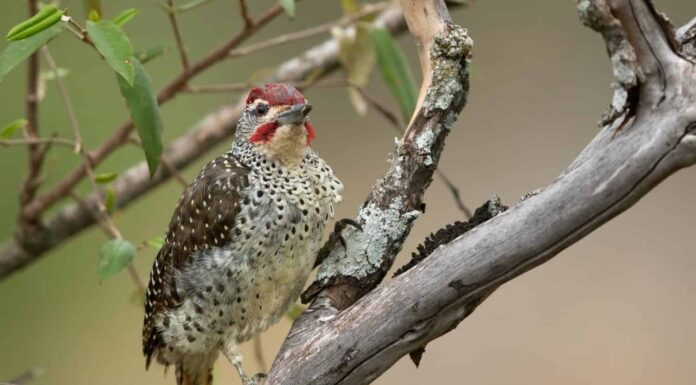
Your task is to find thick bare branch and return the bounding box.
[353,86,472,217]
[676,16,696,59]
[0,6,407,279]
[264,2,696,383]
[267,1,473,382]
[608,0,679,82]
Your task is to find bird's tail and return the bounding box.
[176,352,218,385]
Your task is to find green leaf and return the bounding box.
[98,239,135,282]
[135,45,169,64]
[0,22,63,82]
[279,0,295,18]
[113,8,138,27]
[117,57,163,177]
[86,20,135,85]
[147,237,164,250]
[94,172,117,184]
[369,26,418,122]
[6,5,63,41]
[104,187,116,212]
[0,119,28,139]
[333,23,375,115]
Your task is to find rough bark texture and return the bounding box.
[0,7,406,278]
[2,1,695,384]
[264,1,696,384]
[267,0,474,383]
[301,0,473,308]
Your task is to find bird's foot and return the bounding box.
[241,373,266,385]
[314,218,363,268]
[330,218,363,250]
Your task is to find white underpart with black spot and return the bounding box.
[157,141,342,357]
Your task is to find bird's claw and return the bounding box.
[332,218,363,250]
[314,218,363,269]
[336,218,363,232]
[242,373,266,385]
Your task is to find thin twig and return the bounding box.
[354,86,472,218]
[64,15,96,48]
[0,4,407,279]
[42,47,82,154]
[228,2,388,58]
[127,136,189,187]
[184,77,348,93]
[23,2,295,221]
[17,0,47,227]
[238,0,253,29]
[160,157,189,188]
[70,191,147,294]
[165,0,190,70]
[45,45,146,294]
[354,86,401,129]
[0,137,76,148]
[434,169,472,218]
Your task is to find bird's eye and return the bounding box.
[255,103,269,116]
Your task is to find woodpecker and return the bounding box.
[143,83,344,385]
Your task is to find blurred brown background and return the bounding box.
[1,1,695,384]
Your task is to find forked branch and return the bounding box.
[267,0,474,383]
[0,5,407,279]
[265,1,696,384]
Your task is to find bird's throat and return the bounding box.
[257,124,307,168]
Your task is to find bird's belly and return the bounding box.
[232,232,318,341]
[158,206,327,355]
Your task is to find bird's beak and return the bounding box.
[275,103,312,126]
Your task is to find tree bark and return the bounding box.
[264,1,696,384]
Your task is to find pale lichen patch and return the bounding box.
[312,20,470,287]
[423,23,473,115]
[316,199,421,283]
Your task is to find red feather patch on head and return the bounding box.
[304,121,316,145]
[250,122,278,144]
[246,83,306,106]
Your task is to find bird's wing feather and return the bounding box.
[142,153,249,366]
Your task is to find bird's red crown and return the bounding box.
[246,83,306,106]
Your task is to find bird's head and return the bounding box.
[238,83,315,167]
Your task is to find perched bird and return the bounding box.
[143,83,346,385]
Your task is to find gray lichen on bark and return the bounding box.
[316,200,421,281]
[424,22,473,115]
[676,17,696,59]
[577,0,638,125]
[313,22,473,289]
